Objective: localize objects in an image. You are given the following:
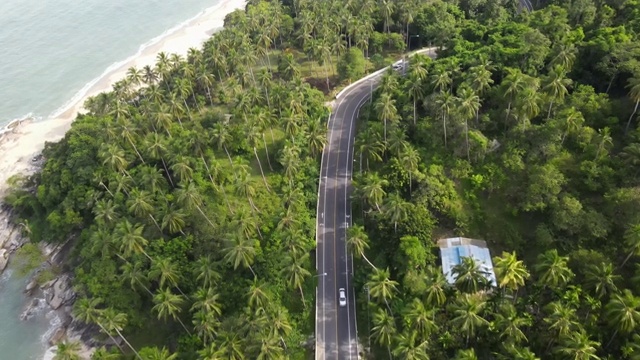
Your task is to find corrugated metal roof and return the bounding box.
[439,237,497,287]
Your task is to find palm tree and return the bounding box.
[99,308,142,359]
[452,256,490,293]
[433,91,455,148]
[346,225,377,269]
[116,118,145,164]
[543,65,572,119]
[625,75,640,134]
[93,199,119,226]
[544,301,580,337]
[407,75,424,125]
[534,249,574,289]
[550,43,578,71]
[247,281,271,310]
[371,307,396,357]
[404,297,438,339]
[383,193,411,232]
[152,288,191,334]
[140,347,177,360]
[501,68,527,126]
[554,330,601,360]
[127,188,162,232]
[424,266,448,307]
[358,172,388,212]
[195,256,221,288]
[73,298,124,353]
[246,122,271,191]
[604,289,640,345]
[160,203,186,235]
[100,144,129,175]
[170,155,194,183]
[493,251,530,297]
[193,310,220,347]
[393,330,429,360]
[457,86,481,160]
[493,302,529,344]
[191,287,222,317]
[366,268,399,306]
[120,261,153,296]
[223,234,257,278]
[281,253,311,305]
[53,340,82,360]
[399,145,420,195]
[115,220,152,261]
[149,257,183,292]
[584,262,620,299]
[450,293,490,345]
[623,223,640,267]
[175,181,215,228]
[454,349,478,360]
[375,92,398,142]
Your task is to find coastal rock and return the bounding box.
[48,326,67,345]
[46,275,75,310]
[20,298,41,321]
[24,278,37,295]
[0,248,9,271]
[41,277,58,290]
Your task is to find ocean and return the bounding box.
[0,0,224,358]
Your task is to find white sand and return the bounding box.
[0,0,247,202]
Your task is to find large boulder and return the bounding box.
[48,326,67,345]
[0,249,9,271]
[46,276,75,310]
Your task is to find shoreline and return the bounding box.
[0,0,247,358]
[0,0,247,201]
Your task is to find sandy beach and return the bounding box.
[0,0,246,201]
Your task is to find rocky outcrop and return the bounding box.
[0,248,8,271]
[44,275,75,310]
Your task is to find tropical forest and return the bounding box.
[5,0,640,359]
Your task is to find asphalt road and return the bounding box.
[315,48,436,360]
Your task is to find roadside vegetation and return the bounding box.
[4,0,640,359]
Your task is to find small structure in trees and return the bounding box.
[438,237,497,286]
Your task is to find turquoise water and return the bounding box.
[0,1,221,358]
[0,0,219,127]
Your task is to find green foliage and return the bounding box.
[337,48,366,82]
[13,243,45,277]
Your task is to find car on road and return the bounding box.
[392,62,403,71]
[339,288,346,307]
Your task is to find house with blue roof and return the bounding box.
[438,237,497,287]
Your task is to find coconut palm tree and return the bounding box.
[149,257,183,292]
[424,266,448,307]
[534,249,574,289]
[404,297,438,339]
[127,188,162,232]
[120,261,153,296]
[193,310,220,347]
[493,302,530,345]
[392,330,429,360]
[160,203,186,235]
[452,256,490,294]
[223,234,257,278]
[53,340,82,360]
[625,75,640,134]
[358,172,388,212]
[281,253,311,305]
[544,301,580,337]
[247,281,271,310]
[604,289,640,344]
[175,181,215,228]
[367,267,399,306]
[73,298,124,353]
[152,288,191,334]
[195,256,221,289]
[399,145,420,195]
[500,68,527,126]
[346,224,377,269]
[191,287,222,317]
[450,293,490,345]
[584,262,620,299]
[543,65,572,119]
[622,223,640,267]
[383,192,411,233]
[493,251,530,297]
[93,199,119,226]
[554,330,601,360]
[99,308,142,359]
[371,307,396,357]
[375,92,398,143]
[115,220,152,261]
[457,86,481,160]
[454,349,478,360]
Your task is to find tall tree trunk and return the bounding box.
[176,316,192,335]
[547,100,555,119]
[254,147,271,193]
[161,158,175,188]
[129,139,145,164]
[201,156,233,214]
[196,205,216,228]
[262,134,273,171]
[625,100,639,134]
[465,118,470,161]
[114,328,142,360]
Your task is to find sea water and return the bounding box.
[0,0,223,358]
[0,0,222,127]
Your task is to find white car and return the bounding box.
[392,63,403,71]
[339,288,347,307]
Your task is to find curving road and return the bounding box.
[315,48,436,360]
